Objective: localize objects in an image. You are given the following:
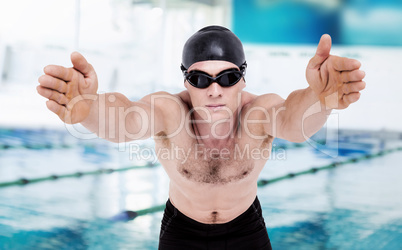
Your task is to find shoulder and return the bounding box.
[141,91,190,124]
[139,91,180,103]
[175,90,191,107]
[241,92,286,137]
[137,91,187,110]
[136,91,189,137]
[250,93,285,108]
[242,91,285,113]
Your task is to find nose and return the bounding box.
[206,82,223,98]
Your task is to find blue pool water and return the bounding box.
[1,128,402,249]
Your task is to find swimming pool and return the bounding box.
[1,128,401,249]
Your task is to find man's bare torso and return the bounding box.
[153,91,274,224]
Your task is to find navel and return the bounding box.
[211,211,218,223]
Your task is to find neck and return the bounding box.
[191,110,240,148]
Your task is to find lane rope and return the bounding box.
[0,162,158,188]
[1,140,400,220]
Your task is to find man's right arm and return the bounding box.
[80,92,167,143]
[37,52,169,143]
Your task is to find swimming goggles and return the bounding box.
[180,63,247,89]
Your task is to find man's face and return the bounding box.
[184,60,246,122]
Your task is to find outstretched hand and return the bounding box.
[306,34,366,109]
[37,52,98,124]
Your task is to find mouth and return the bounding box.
[205,104,226,111]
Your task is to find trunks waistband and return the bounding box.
[164,196,263,234]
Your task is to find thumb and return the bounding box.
[308,34,332,70]
[70,51,94,77]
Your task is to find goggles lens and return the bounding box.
[184,69,244,89]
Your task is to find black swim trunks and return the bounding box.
[159,196,272,250]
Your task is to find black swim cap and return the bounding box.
[181,25,246,70]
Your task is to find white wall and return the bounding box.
[0,0,401,132]
[243,44,402,131]
[0,0,230,128]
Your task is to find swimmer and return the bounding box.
[37,26,366,249]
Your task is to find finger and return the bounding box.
[36,85,51,99]
[46,100,68,119]
[44,65,74,82]
[342,92,361,106]
[307,34,332,70]
[36,86,69,105]
[38,75,68,93]
[342,81,366,95]
[71,52,95,77]
[332,57,361,72]
[340,70,366,83]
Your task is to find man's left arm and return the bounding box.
[272,34,366,142]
